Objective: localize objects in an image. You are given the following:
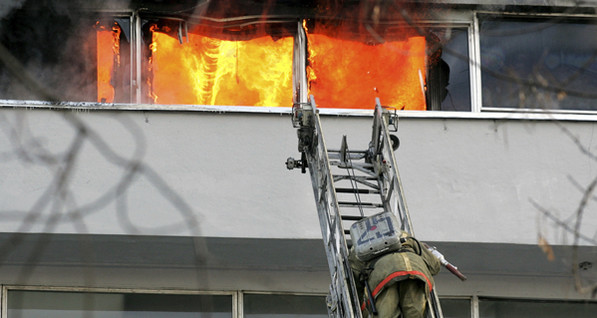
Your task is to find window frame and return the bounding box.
[475,11,597,116]
[1,286,333,318]
[477,296,597,318]
[3,7,597,121]
[1,285,238,318]
[241,291,329,317]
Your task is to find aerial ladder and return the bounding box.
[286,96,465,318]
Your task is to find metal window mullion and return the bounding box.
[470,13,483,113]
[293,21,308,106]
[472,295,479,318]
[132,11,142,104]
[235,291,242,318]
[1,285,6,318]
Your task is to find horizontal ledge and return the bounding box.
[2,99,597,122]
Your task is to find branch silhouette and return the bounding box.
[0,39,206,288]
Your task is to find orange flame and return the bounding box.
[95,21,426,109]
[149,30,294,106]
[96,22,120,103]
[306,32,427,110]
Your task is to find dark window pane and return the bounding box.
[427,27,471,111]
[480,17,597,111]
[440,298,471,318]
[244,294,328,318]
[8,290,232,318]
[479,298,597,318]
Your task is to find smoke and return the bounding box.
[0,0,26,20]
[0,0,134,102]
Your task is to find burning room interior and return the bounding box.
[0,0,456,110]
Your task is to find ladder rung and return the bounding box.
[333,175,378,180]
[338,201,384,208]
[330,161,375,168]
[341,215,364,221]
[335,188,380,194]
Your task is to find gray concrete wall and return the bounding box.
[1,107,596,248]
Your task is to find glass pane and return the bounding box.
[8,290,232,318]
[480,17,597,111]
[244,294,328,318]
[427,27,471,111]
[479,298,597,318]
[440,298,471,318]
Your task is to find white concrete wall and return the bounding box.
[1,107,596,247]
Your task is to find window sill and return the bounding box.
[2,99,597,122]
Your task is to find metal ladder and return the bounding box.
[287,96,444,318]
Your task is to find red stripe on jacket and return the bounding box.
[360,270,433,311]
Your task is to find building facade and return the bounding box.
[0,0,596,317]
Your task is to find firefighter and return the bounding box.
[349,231,441,318]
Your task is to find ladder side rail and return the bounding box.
[303,103,363,318]
[315,110,363,318]
[377,108,414,234]
[305,134,347,317]
[306,154,348,318]
[375,103,445,318]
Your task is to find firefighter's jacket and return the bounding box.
[349,233,441,310]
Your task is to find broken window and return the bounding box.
[0,4,131,103]
[302,21,469,111]
[142,19,295,107]
[304,20,427,110]
[0,2,471,112]
[96,18,131,103]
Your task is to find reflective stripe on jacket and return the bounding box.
[350,236,441,311]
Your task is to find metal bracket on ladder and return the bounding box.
[287,96,445,318]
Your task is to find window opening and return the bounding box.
[244,293,328,318]
[142,19,295,107]
[7,290,233,318]
[439,298,472,318]
[0,2,471,114]
[304,19,427,110]
[302,18,469,111]
[0,5,131,103]
[427,27,471,112]
[479,15,597,112]
[478,297,597,318]
[96,18,131,103]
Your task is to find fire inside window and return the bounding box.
[145,23,294,107]
[96,21,122,103]
[95,18,131,104]
[5,15,433,110]
[135,20,429,109]
[305,26,427,110]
